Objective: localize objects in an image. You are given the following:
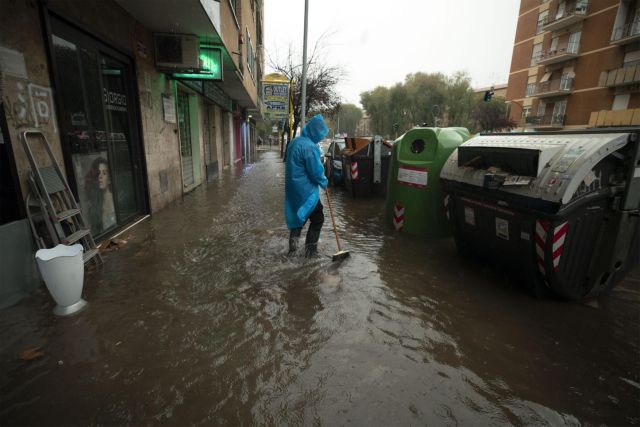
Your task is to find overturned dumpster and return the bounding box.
[341,136,393,197]
[385,127,470,237]
[440,130,640,300]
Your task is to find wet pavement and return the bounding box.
[1,148,639,426]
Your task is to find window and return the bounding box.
[612,94,630,110]
[522,106,531,118]
[631,7,640,38]
[238,34,244,75]
[526,83,536,96]
[560,70,575,90]
[552,99,567,123]
[531,43,542,66]
[538,101,546,116]
[576,0,588,13]
[568,31,581,53]
[550,37,559,54]
[624,50,640,66]
[556,0,566,20]
[537,11,548,33]
[246,29,255,80]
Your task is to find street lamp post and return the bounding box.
[300,0,310,128]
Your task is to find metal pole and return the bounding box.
[300,0,309,128]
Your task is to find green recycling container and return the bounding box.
[385,127,470,237]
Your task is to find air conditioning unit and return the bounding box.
[154,33,200,71]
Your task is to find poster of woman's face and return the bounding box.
[73,152,117,235]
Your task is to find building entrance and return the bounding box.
[49,16,146,238]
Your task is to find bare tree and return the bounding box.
[267,33,344,144]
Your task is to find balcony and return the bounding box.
[534,77,574,98]
[526,114,566,129]
[602,64,640,87]
[542,1,589,32]
[611,20,640,45]
[536,43,580,65]
[589,108,640,127]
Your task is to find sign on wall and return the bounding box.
[162,94,176,123]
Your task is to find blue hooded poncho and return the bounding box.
[284,114,329,229]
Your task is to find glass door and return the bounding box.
[100,54,141,223]
[50,17,145,238]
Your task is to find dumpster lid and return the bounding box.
[441,133,630,205]
[342,136,393,156]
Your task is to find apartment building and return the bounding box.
[506,0,640,130]
[0,0,264,305]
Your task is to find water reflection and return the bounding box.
[0,149,638,425]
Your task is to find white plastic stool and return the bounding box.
[35,244,87,316]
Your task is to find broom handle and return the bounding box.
[324,186,342,252]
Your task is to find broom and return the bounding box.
[324,186,350,262]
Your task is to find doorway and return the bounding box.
[49,16,146,238]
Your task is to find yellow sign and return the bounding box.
[262,73,291,121]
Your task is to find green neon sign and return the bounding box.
[172,47,223,81]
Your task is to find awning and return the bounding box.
[540,72,552,83]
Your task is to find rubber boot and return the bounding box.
[288,228,302,255]
[305,228,321,258]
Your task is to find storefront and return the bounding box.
[47,15,147,239]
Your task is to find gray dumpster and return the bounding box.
[440,129,640,300]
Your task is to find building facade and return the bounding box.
[0,0,264,239]
[474,84,508,100]
[507,0,640,130]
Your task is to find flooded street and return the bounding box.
[1,148,639,425]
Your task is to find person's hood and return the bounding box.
[301,114,329,144]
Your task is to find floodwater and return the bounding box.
[1,148,639,426]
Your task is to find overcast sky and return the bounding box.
[264,0,520,107]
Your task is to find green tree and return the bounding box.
[360,71,478,138]
[360,86,391,136]
[327,103,363,137]
[446,71,476,128]
[470,97,516,133]
[404,72,447,127]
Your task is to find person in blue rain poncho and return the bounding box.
[284,114,329,257]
